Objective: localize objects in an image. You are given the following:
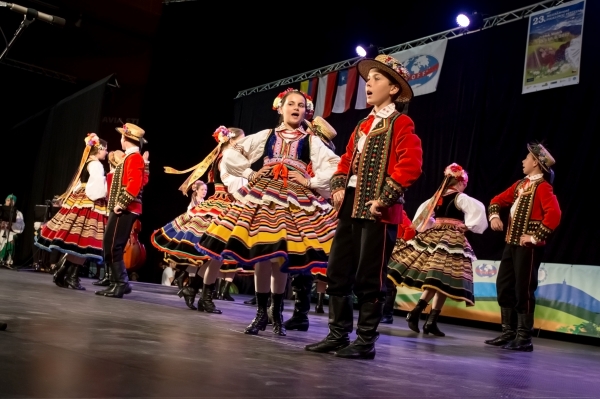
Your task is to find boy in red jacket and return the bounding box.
[306,54,423,359]
[96,123,149,298]
[485,143,561,352]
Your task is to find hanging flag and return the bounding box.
[355,75,368,110]
[300,78,317,99]
[389,38,448,97]
[314,71,338,118]
[332,67,358,113]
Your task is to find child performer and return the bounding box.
[196,88,339,337]
[306,54,423,359]
[36,133,108,290]
[484,143,560,352]
[387,163,488,336]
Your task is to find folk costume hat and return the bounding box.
[527,143,555,172]
[108,150,125,168]
[164,126,244,195]
[116,123,147,144]
[412,163,467,232]
[357,54,413,103]
[273,88,315,121]
[306,116,337,151]
[58,133,105,201]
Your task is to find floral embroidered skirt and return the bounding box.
[196,176,337,274]
[387,224,476,305]
[35,187,107,261]
[151,187,233,266]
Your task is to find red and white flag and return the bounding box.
[314,71,338,118]
[332,67,357,113]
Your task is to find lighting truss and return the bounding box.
[235,0,568,99]
[0,57,77,83]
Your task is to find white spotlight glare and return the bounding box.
[456,14,470,28]
[356,45,367,57]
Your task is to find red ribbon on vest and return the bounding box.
[272,163,289,187]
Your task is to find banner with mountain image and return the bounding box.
[389,39,448,97]
[392,260,600,338]
[523,0,586,93]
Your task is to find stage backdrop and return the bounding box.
[231,5,600,268]
[7,76,112,264]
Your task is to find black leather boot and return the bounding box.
[270,293,287,336]
[335,300,383,360]
[485,307,517,346]
[174,269,189,290]
[52,254,69,288]
[502,313,534,352]
[381,280,397,324]
[92,264,111,286]
[219,280,235,301]
[315,293,325,314]
[284,276,311,331]
[95,261,132,298]
[179,275,202,310]
[0,322,6,331]
[65,265,85,290]
[212,278,221,300]
[305,295,353,353]
[244,296,256,305]
[423,309,445,336]
[245,292,270,335]
[406,299,428,333]
[197,283,222,314]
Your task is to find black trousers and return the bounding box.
[326,188,397,304]
[103,211,138,264]
[496,244,544,314]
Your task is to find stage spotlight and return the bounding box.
[457,11,484,30]
[456,13,470,28]
[356,44,379,58]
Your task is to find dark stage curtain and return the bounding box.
[6,75,112,265]
[232,6,600,266]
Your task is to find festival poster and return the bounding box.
[522,0,586,93]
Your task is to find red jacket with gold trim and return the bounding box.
[107,152,149,214]
[489,178,561,246]
[330,112,422,224]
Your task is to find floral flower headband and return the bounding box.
[212,126,236,144]
[444,163,468,183]
[272,88,314,120]
[85,133,105,150]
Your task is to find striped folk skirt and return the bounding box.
[387,223,476,305]
[196,176,337,274]
[35,188,107,262]
[151,187,233,265]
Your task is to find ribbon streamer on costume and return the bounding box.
[58,146,92,201]
[164,145,222,195]
[272,162,289,187]
[412,176,449,233]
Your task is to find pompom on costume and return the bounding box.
[195,88,340,274]
[387,163,488,306]
[151,126,246,265]
[36,133,108,261]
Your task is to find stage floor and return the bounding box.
[0,268,598,399]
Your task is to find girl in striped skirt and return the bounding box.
[387,163,488,336]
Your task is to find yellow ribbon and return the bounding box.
[412,176,449,233]
[164,144,222,196]
[58,146,92,201]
